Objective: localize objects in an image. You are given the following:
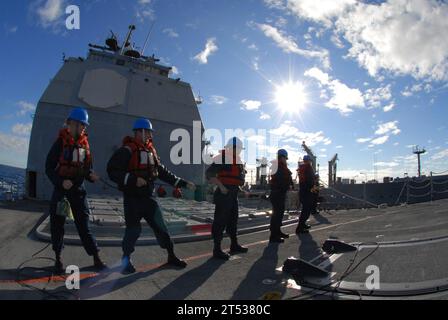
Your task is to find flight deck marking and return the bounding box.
[0,215,380,286]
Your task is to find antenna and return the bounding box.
[141,22,155,56]
[413,145,426,177]
[121,25,136,55]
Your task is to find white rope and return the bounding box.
[408,192,432,198]
[432,169,448,175]
[432,180,448,185]
[433,190,448,194]
[394,182,408,206]
[320,179,377,208]
[408,182,431,190]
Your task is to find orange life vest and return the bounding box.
[215,150,245,186]
[57,128,91,178]
[298,163,313,185]
[123,136,160,181]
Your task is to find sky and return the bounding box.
[0,0,447,183]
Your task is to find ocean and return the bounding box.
[0,164,25,200]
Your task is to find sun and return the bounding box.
[274,81,307,114]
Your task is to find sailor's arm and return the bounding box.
[206,164,228,194]
[45,139,64,189]
[157,162,194,190]
[107,147,138,189]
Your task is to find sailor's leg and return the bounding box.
[298,192,312,229]
[212,190,231,251]
[226,192,239,244]
[142,197,173,251]
[122,196,142,257]
[270,192,286,237]
[143,198,186,267]
[49,189,66,256]
[67,190,99,256]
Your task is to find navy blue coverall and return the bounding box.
[107,147,187,256]
[45,138,99,256]
[269,162,294,236]
[298,163,316,229]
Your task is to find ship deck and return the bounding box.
[0,198,448,300]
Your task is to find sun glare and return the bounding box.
[274,81,307,114]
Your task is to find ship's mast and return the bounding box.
[413,146,426,177]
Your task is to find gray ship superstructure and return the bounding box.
[26,26,204,200]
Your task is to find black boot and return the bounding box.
[296,226,310,234]
[54,256,64,274]
[93,253,108,271]
[167,254,187,268]
[213,243,230,260]
[121,255,136,274]
[269,234,285,243]
[230,240,248,254]
[279,231,290,239]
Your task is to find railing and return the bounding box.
[319,170,448,209]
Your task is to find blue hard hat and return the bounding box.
[278,149,288,159]
[67,107,89,126]
[303,155,311,161]
[225,137,244,149]
[133,118,154,131]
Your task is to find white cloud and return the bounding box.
[280,1,448,81]
[5,25,18,34]
[194,38,218,64]
[383,103,395,113]
[37,0,64,24]
[286,0,356,27]
[432,149,448,161]
[0,132,29,154]
[17,101,36,116]
[209,95,228,105]
[260,112,271,120]
[257,23,330,68]
[364,85,392,109]
[335,0,448,81]
[304,67,330,85]
[304,67,365,114]
[31,0,66,29]
[240,100,262,111]
[136,0,155,22]
[170,66,180,75]
[270,123,332,147]
[375,121,401,136]
[357,138,371,144]
[370,135,389,145]
[12,123,32,136]
[163,28,179,38]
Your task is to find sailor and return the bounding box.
[296,155,315,234]
[107,118,196,273]
[45,107,107,274]
[206,137,248,260]
[269,149,294,243]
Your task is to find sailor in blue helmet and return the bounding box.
[269,149,294,243]
[296,155,315,233]
[45,107,107,274]
[206,137,248,260]
[107,118,196,273]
